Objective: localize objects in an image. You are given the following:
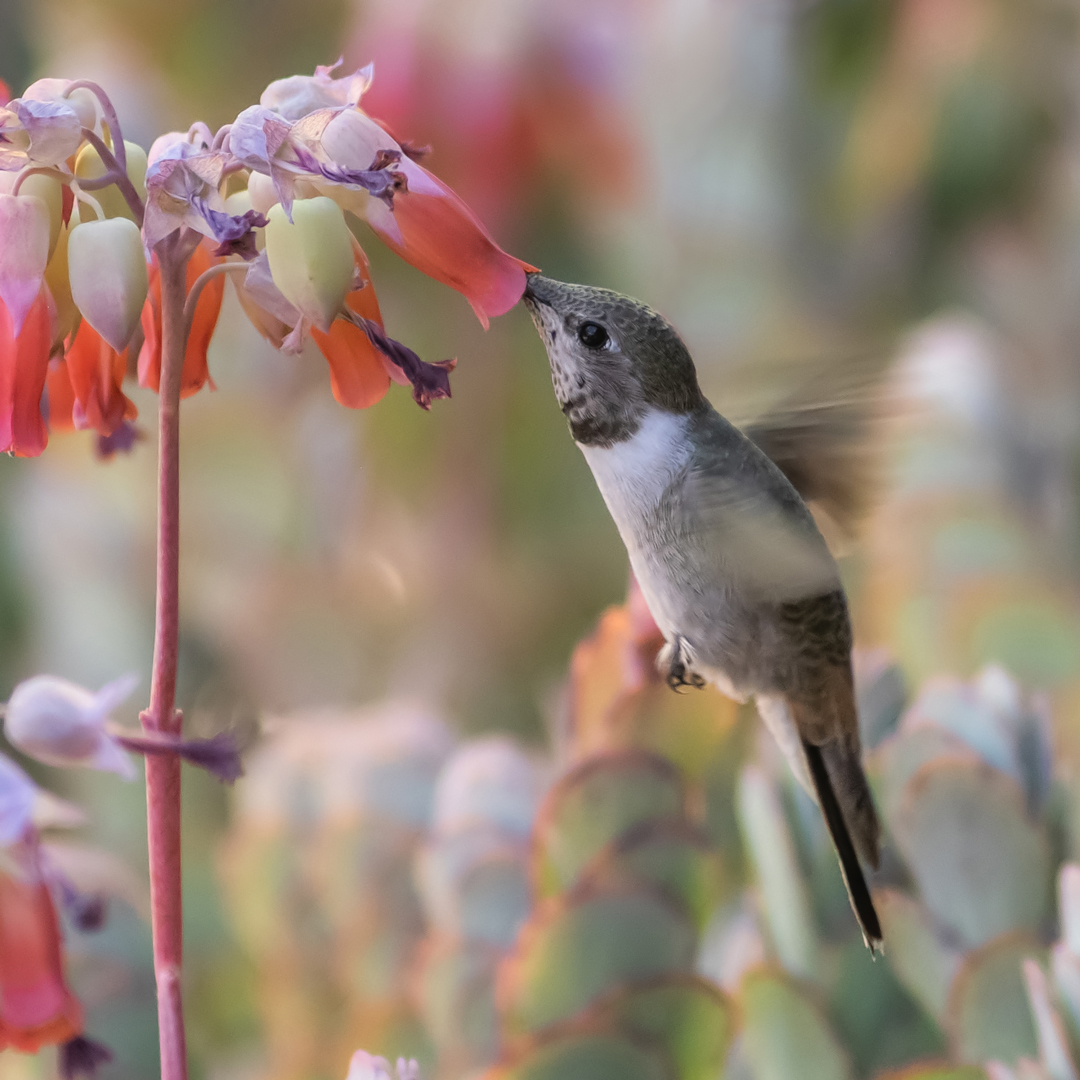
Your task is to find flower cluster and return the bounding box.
[0,754,112,1074]
[0,61,531,456]
[0,668,242,1070]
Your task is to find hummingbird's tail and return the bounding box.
[802,738,883,950]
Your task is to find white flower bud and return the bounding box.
[265,196,354,333]
[345,1051,418,1080]
[246,172,279,215]
[67,217,149,352]
[5,674,139,778]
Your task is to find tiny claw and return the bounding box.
[662,637,705,692]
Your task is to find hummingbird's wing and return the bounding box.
[678,409,842,606]
[722,351,890,549]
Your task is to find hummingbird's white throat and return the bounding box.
[577,409,691,531]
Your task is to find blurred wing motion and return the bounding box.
[727,350,893,549]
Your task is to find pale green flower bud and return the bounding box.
[67,217,149,352]
[18,173,64,260]
[265,196,354,333]
[74,139,148,223]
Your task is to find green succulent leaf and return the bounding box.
[737,765,819,979]
[500,884,697,1033]
[740,968,852,1080]
[492,1033,670,1080]
[891,760,1049,948]
[579,819,722,932]
[947,933,1040,1065]
[533,752,686,894]
[594,976,735,1080]
[876,887,962,1024]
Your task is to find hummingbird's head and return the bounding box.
[522,273,703,446]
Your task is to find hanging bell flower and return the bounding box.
[264,195,355,334]
[0,193,51,336]
[67,217,149,353]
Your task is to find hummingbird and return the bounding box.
[522,272,882,948]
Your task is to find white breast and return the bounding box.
[578,410,691,550]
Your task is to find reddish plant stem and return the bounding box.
[141,235,189,1080]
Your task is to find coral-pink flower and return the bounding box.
[230,61,532,327]
[0,194,50,334]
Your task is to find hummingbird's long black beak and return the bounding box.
[522,272,552,308]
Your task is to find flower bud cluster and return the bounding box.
[0,59,531,454]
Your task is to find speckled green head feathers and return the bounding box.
[522,274,704,446]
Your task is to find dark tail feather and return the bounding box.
[803,739,882,950]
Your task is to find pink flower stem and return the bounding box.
[141,232,190,1080]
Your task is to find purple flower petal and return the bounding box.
[294,146,408,208]
[95,420,141,460]
[60,1036,113,1080]
[195,201,268,260]
[114,731,244,784]
[352,316,455,409]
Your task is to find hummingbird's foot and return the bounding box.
[661,637,706,692]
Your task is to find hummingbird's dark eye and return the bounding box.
[577,321,609,349]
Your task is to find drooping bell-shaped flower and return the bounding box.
[232,61,532,325]
[261,59,373,120]
[0,835,113,1074]
[67,217,149,353]
[139,241,223,398]
[0,194,51,335]
[62,319,137,437]
[309,240,397,409]
[20,79,99,132]
[0,96,83,172]
[4,674,139,778]
[264,196,355,333]
[143,131,265,255]
[0,288,52,456]
[0,839,84,1052]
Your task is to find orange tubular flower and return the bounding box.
[364,156,532,329]
[309,241,398,409]
[45,357,77,433]
[139,242,223,399]
[63,320,137,437]
[0,841,82,1052]
[0,290,51,456]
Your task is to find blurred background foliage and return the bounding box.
[4,0,1080,1077]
